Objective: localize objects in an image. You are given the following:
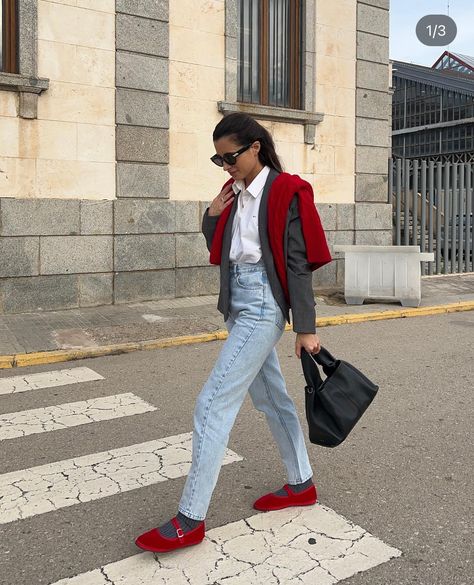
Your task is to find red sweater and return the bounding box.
[209,172,332,300]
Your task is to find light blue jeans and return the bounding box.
[178,261,313,520]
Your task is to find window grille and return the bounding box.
[238,0,303,109]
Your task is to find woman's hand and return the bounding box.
[295,333,321,358]
[208,184,235,217]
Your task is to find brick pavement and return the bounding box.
[0,275,473,357]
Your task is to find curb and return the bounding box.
[1,300,473,370]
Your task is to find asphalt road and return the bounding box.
[0,312,472,585]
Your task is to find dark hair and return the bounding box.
[213,112,283,173]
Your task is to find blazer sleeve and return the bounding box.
[201,208,220,252]
[286,197,317,333]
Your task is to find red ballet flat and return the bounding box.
[253,483,317,512]
[135,517,205,553]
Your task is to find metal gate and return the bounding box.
[390,157,474,274]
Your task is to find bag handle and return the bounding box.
[301,346,338,385]
[301,348,324,390]
[312,346,337,369]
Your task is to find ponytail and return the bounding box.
[213,112,283,173]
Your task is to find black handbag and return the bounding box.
[301,346,379,447]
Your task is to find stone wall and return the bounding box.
[0,0,116,199]
[0,199,114,312]
[168,0,225,200]
[0,197,353,313]
[0,196,221,312]
[0,0,220,313]
[169,0,356,204]
[115,0,169,199]
[113,1,180,305]
[312,0,393,287]
[313,0,357,204]
[354,0,393,245]
[0,0,393,314]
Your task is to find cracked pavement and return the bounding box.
[0,312,472,584]
[50,506,400,584]
[0,393,156,441]
[0,367,104,396]
[0,433,242,524]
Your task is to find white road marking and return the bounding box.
[0,433,242,525]
[49,505,402,584]
[0,393,156,441]
[0,367,104,396]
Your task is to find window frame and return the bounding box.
[0,0,49,118]
[220,0,323,145]
[1,0,18,73]
[265,0,303,109]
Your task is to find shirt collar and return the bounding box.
[232,166,270,198]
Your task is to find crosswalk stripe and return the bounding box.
[49,505,402,585]
[0,393,156,441]
[0,433,242,525]
[0,367,104,396]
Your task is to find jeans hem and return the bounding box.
[178,506,206,522]
[288,473,314,485]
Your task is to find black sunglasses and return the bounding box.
[210,143,253,167]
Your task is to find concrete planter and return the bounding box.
[333,245,434,307]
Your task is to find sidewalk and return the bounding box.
[1,273,473,368]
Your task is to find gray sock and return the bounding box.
[158,511,203,538]
[274,477,313,496]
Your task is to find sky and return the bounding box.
[390,0,474,66]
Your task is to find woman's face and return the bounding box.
[213,136,263,184]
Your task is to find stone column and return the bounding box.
[114,0,175,303]
[355,0,393,245]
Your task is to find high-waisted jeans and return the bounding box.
[178,261,313,520]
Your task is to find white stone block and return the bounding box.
[333,245,434,307]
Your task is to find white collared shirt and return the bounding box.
[229,166,270,263]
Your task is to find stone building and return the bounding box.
[0,0,392,314]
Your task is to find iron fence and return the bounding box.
[390,157,474,274]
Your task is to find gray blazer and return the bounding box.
[202,169,317,333]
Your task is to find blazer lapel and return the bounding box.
[221,190,239,265]
[258,169,279,246]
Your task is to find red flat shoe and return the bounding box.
[253,483,317,512]
[135,517,205,553]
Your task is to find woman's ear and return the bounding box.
[252,141,261,155]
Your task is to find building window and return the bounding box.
[221,0,321,144]
[0,1,49,119]
[238,0,303,109]
[0,0,17,73]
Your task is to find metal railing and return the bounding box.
[390,157,474,274]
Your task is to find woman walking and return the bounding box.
[135,112,331,553]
